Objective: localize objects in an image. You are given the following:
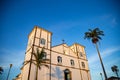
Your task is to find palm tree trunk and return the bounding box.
[6,67,11,80]
[35,66,38,80]
[95,43,107,80]
[116,71,119,78]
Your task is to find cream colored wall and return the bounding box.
[51,44,90,80]
[50,65,64,80]
[69,49,77,57]
[52,45,63,53]
[30,27,51,80]
[22,63,30,80]
[52,43,91,80]
[50,65,82,80]
[79,59,89,70]
[81,70,89,80]
[27,27,36,51]
[37,66,50,80]
[52,44,77,57]
[22,27,51,80]
[27,27,51,50]
[33,46,50,60]
[22,48,32,80]
[21,26,91,80]
[35,27,51,49]
[29,64,36,80]
[77,45,87,59]
[51,51,80,68]
[71,68,82,80]
[88,71,91,80]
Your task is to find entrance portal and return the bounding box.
[64,69,71,80]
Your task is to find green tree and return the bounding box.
[84,28,107,80]
[111,65,119,78]
[0,66,3,75]
[24,48,49,80]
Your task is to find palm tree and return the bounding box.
[100,73,103,80]
[24,47,49,80]
[0,66,4,75]
[6,64,13,80]
[111,65,119,78]
[84,28,107,80]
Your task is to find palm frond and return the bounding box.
[42,59,50,61]
[94,28,100,32]
[84,32,92,39]
[0,67,3,74]
[44,65,49,68]
[88,29,93,32]
[40,63,49,68]
[23,59,37,66]
[111,65,119,72]
[96,36,102,40]
[23,60,31,66]
[38,65,41,70]
[84,28,104,43]
[111,67,115,72]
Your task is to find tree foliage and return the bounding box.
[84,28,104,43]
[111,65,119,77]
[24,47,49,80]
[0,66,3,74]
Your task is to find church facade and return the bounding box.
[15,26,91,80]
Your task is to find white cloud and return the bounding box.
[101,46,120,56]
[100,14,112,20]
[88,46,120,64]
[0,48,25,68]
[88,46,120,80]
[100,14,117,27]
[111,18,117,27]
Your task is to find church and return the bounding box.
[15,26,91,80]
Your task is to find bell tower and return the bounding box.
[22,26,52,80]
[26,26,52,50]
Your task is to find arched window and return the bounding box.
[81,62,85,68]
[57,56,62,63]
[64,69,71,80]
[70,59,74,66]
[40,38,46,45]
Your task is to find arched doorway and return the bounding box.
[64,69,71,80]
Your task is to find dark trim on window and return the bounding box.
[57,56,62,63]
[40,38,46,45]
[70,59,74,66]
[81,62,85,68]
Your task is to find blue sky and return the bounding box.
[0,0,120,80]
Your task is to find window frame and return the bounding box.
[40,38,46,45]
[64,69,72,80]
[70,59,75,66]
[57,56,62,64]
[81,62,85,68]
